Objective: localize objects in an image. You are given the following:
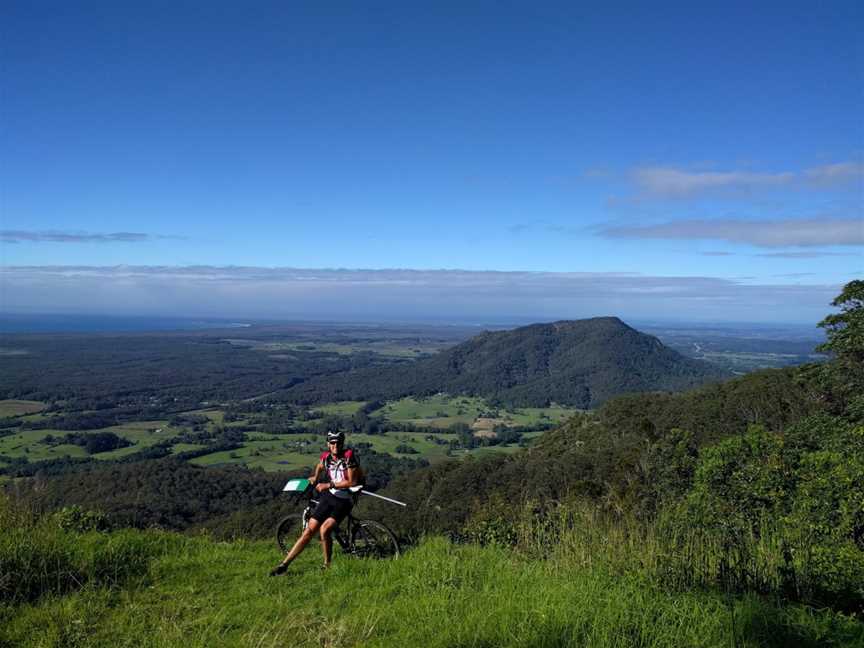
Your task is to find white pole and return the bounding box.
[361,490,407,507]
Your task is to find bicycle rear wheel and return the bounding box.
[350,520,400,559]
[276,513,310,554]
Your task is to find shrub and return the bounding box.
[394,444,418,454]
[53,505,110,533]
[681,416,864,612]
[0,495,179,604]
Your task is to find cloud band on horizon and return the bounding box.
[1,265,849,324]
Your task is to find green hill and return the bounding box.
[284,317,728,408]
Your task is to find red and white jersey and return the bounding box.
[319,448,358,499]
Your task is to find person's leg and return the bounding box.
[319,517,338,567]
[275,518,321,570]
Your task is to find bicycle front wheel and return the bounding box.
[276,513,309,554]
[350,520,400,559]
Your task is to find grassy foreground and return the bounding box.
[2,522,863,648]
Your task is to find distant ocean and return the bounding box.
[0,314,251,334]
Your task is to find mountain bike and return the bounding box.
[277,480,400,559]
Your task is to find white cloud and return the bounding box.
[0,265,846,324]
[805,162,864,187]
[600,217,864,247]
[633,168,794,198]
[758,251,859,259]
[0,230,184,243]
[631,162,863,198]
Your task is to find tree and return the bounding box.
[818,280,864,363]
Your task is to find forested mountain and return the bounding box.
[283,317,727,408]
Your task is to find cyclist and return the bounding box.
[270,429,361,575]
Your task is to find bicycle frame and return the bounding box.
[301,492,357,551]
[279,483,400,559]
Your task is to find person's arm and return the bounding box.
[332,466,358,489]
[314,458,335,492]
[309,462,323,484]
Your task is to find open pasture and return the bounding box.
[505,405,581,426]
[352,432,457,461]
[377,395,579,431]
[0,400,47,417]
[0,429,88,461]
[0,395,562,474]
[311,401,367,416]
[179,408,225,424]
[189,431,452,472]
[190,438,318,473]
[170,443,208,454]
[0,421,185,462]
[185,428,530,473]
[377,395,486,428]
[91,422,178,459]
[292,338,449,357]
[225,337,450,359]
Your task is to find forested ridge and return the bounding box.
[0,334,395,415]
[280,317,727,408]
[11,447,425,538]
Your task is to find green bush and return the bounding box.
[461,494,520,546]
[681,416,864,612]
[53,505,109,533]
[686,425,788,531]
[0,495,181,604]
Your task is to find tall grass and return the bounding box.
[3,534,862,647]
[472,498,863,614]
[2,495,862,647]
[0,495,184,604]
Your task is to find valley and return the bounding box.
[0,318,820,481]
[0,394,570,476]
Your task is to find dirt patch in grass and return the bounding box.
[471,418,505,437]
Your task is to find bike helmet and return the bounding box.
[326,430,345,444]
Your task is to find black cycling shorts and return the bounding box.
[310,491,353,524]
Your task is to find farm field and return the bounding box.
[311,401,367,416]
[182,409,225,424]
[190,431,480,472]
[0,422,178,463]
[375,395,580,429]
[90,422,178,460]
[190,442,317,472]
[0,400,47,417]
[170,443,208,454]
[0,429,89,462]
[0,394,571,476]
[267,341,429,358]
[222,336,454,359]
[376,395,485,428]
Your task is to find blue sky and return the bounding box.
[2,1,861,323]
